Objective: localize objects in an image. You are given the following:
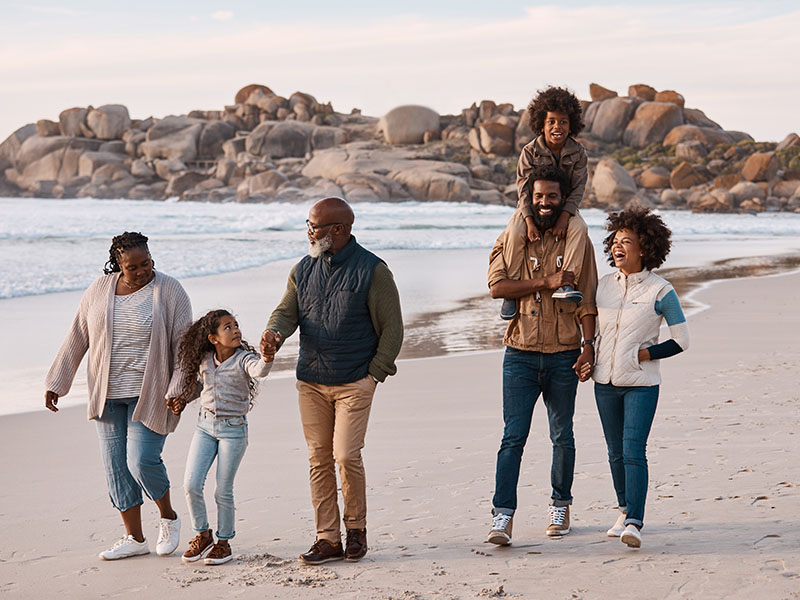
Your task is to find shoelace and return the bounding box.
[548,506,567,525]
[110,535,136,550]
[158,520,173,542]
[492,514,511,530]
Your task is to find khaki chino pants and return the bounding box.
[297,375,376,543]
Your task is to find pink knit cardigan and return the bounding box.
[45,271,192,435]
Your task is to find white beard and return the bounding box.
[308,233,334,257]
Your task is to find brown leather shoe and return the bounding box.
[181,529,213,564]
[299,539,344,565]
[344,528,367,562]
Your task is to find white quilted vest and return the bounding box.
[593,270,671,387]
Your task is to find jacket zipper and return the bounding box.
[609,276,629,384]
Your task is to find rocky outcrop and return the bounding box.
[377,106,440,144]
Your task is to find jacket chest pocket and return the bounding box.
[556,302,580,345]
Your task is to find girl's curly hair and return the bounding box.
[526,86,585,136]
[176,309,260,406]
[603,206,672,270]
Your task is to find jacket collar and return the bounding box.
[533,134,581,159]
[323,235,358,265]
[614,269,651,285]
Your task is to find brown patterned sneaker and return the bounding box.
[299,539,344,565]
[546,505,570,536]
[345,528,367,562]
[181,529,213,563]
[203,540,233,565]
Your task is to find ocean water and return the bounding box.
[3,197,800,299]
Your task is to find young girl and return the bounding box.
[500,86,590,318]
[167,309,279,565]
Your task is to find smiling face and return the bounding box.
[542,110,570,152]
[209,315,242,352]
[531,179,565,232]
[611,228,644,276]
[117,246,154,289]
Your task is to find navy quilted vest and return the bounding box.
[295,236,381,384]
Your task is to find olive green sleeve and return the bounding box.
[266,264,299,344]
[367,262,404,382]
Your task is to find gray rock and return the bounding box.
[311,126,347,151]
[262,121,314,158]
[36,120,61,137]
[99,140,126,154]
[198,121,236,158]
[131,159,155,179]
[153,158,187,180]
[675,140,708,160]
[622,102,684,148]
[592,159,637,205]
[377,105,440,144]
[166,171,207,198]
[776,133,800,152]
[478,122,514,155]
[128,181,168,200]
[223,137,247,159]
[78,151,125,177]
[729,181,767,202]
[663,125,734,147]
[140,116,203,161]
[86,105,132,140]
[683,108,721,129]
[591,97,641,143]
[58,108,88,137]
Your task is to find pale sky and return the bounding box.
[1,1,798,143]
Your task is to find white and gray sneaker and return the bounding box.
[486,513,513,546]
[156,515,181,556]
[607,512,627,537]
[99,534,150,561]
[621,524,642,548]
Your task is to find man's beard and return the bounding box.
[308,233,334,257]
[531,202,564,233]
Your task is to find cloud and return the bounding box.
[211,10,234,21]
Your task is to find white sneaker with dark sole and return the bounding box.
[607,513,627,537]
[552,286,583,303]
[621,524,642,548]
[99,535,150,561]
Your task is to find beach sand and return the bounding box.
[2,260,800,598]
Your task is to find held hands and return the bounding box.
[572,346,594,382]
[45,390,59,413]
[551,211,571,241]
[260,330,282,362]
[525,217,540,243]
[167,397,187,416]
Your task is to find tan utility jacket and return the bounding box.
[488,211,598,352]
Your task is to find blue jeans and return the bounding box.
[493,348,580,514]
[184,409,248,540]
[594,383,659,528]
[95,397,170,512]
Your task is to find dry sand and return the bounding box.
[2,268,799,599]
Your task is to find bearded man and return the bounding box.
[485,165,598,545]
[261,197,403,565]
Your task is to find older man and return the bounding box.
[486,165,597,545]
[262,197,403,565]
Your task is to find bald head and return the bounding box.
[307,197,354,254]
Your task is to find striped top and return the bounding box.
[108,280,154,399]
[45,271,192,435]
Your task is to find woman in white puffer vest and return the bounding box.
[585,207,689,549]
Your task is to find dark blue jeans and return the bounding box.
[493,348,580,514]
[594,382,659,528]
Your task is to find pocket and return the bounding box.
[556,302,580,345]
[224,416,247,427]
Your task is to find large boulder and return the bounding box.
[741,152,778,182]
[654,90,685,107]
[726,131,755,143]
[377,105,440,144]
[86,105,131,140]
[663,125,734,147]
[591,97,640,143]
[262,121,314,158]
[622,102,684,148]
[683,108,721,129]
[197,121,236,158]
[589,83,617,102]
[58,108,88,137]
[234,84,274,105]
[729,181,767,203]
[166,171,207,198]
[13,135,101,172]
[776,133,800,152]
[237,170,289,201]
[478,121,514,155]
[78,151,125,177]
[36,119,61,137]
[628,84,657,101]
[591,159,637,205]
[639,166,670,189]
[392,168,471,202]
[0,123,37,172]
[583,101,601,132]
[675,140,708,160]
[140,116,204,162]
[311,126,347,151]
[669,161,710,189]
[514,115,535,152]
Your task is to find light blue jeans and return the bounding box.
[95,397,170,512]
[184,409,248,540]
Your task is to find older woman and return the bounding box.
[45,232,192,560]
[587,207,689,549]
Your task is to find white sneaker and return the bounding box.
[621,524,642,548]
[156,515,181,556]
[99,534,150,561]
[607,512,627,537]
[486,513,513,546]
